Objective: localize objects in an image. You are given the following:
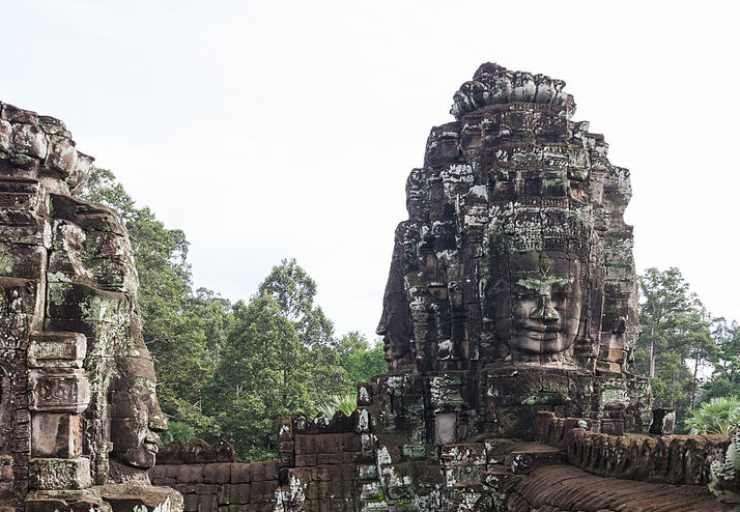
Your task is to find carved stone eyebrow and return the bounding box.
[516,275,573,292]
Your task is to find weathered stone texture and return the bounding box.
[0,100,180,510]
[378,62,640,376]
[6,62,735,512]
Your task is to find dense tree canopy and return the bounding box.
[703,319,740,401]
[635,267,738,431]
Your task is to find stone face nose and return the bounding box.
[532,293,559,322]
[149,413,168,433]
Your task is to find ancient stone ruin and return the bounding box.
[376,61,648,437]
[0,103,181,511]
[148,63,735,512]
[2,62,739,512]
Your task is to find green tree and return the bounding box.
[702,319,740,401]
[206,295,312,459]
[207,260,350,459]
[635,267,714,429]
[259,259,346,399]
[338,331,387,385]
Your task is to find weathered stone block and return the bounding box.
[316,453,343,465]
[174,484,197,495]
[28,332,86,369]
[295,454,316,467]
[149,463,179,484]
[29,369,90,413]
[99,483,185,512]
[249,481,277,504]
[195,484,220,495]
[31,413,82,458]
[24,489,111,512]
[28,458,91,490]
[230,463,251,484]
[183,492,198,512]
[434,412,457,445]
[251,462,277,482]
[178,464,205,483]
[204,463,231,484]
[228,484,251,505]
[0,243,45,279]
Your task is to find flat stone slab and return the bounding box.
[98,484,183,512]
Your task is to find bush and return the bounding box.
[317,394,357,419]
[686,397,740,435]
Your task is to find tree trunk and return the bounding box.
[648,320,658,379]
[689,356,700,409]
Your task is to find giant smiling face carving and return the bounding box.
[489,251,584,363]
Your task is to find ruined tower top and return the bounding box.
[450,62,575,119]
[0,103,94,194]
[378,60,641,401]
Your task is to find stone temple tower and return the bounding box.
[0,102,181,511]
[375,61,649,444]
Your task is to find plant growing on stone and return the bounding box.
[317,394,357,419]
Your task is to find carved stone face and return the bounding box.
[491,252,584,363]
[424,123,460,168]
[110,355,167,470]
[382,333,408,365]
[48,197,168,478]
[406,169,426,222]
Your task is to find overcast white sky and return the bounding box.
[2,1,738,340]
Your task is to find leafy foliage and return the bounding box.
[685,397,740,435]
[634,267,740,432]
[317,394,358,419]
[703,319,740,401]
[635,268,714,429]
[338,331,386,384]
[206,261,382,459]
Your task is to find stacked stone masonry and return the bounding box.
[5,62,740,512]
[0,102,182,511]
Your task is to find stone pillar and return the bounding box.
[28,332,90,491]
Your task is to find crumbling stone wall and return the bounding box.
[535,410,729,485]
[151,462,280,512]
[151,416,365,512]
